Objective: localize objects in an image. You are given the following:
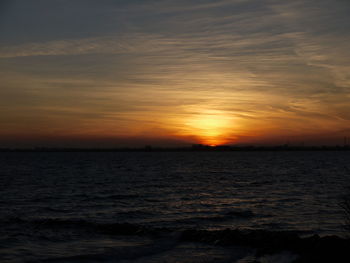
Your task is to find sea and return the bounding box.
[1,151,349,262]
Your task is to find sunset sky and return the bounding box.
[1,0,350,147]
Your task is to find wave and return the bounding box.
[180,229,350,262]
[1,218,171,236]
[3,217,350,262]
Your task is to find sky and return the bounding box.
[0,0,350,147]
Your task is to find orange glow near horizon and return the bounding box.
[183,110,235,146]
[1,1,350,148]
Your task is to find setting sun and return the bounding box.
[185,110,233,146]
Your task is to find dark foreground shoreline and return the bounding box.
[181,228,350,263]
[5,218,350,263]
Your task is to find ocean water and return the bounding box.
[0,151,349,262]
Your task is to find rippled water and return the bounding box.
[1,151,349,262]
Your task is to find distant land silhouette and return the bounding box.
[1,144,349,152]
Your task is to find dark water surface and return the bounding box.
[1,151,349,262]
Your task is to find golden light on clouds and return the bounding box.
[0,0,350,147]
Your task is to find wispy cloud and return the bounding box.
[0,0,350,145]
